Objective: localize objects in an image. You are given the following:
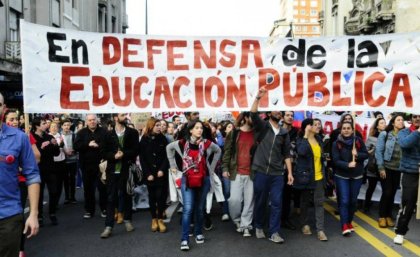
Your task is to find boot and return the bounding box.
[117,213,124,224]
[378,218,387,228]
[114,209,118,220]
[158,219,167,233]
[386,217,395,227]
[151,218,158,232]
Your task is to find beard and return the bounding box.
[270,116,281,123]
[118,118,127,125]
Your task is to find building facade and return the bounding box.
[320,0,420,37]
[271,0,322,38]
[0,0,128,108]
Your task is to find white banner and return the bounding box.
[21,20,420,113]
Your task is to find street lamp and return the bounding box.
[145,0,148,35]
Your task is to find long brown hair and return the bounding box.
[143,117,160,137]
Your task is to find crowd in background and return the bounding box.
[1,87,419,255]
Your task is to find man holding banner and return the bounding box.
[394,114,420,245]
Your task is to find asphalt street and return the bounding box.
[25,188,420,257]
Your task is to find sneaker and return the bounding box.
[125,221,134,232]
[100,227,112,238]
[101,210,107,218]
[255,228,266,239]
[243,228,252,237]
[203,216,213,231]
[83,212,92,219]
[180,240,190,251]
[317,231,328,241]
[269,232,284,244]
[394,234,404,245]
[302,225,312,235]
[342,224,351,236]
[221,214,230,221]
[195,234,205,244]
[347,223,355,232]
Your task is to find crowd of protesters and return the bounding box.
[1,89,419,255]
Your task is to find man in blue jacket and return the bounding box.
[394,113,420,245]
[0,92,41,257]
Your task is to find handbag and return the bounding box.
[127,162,143,195]
[99,159,107,183]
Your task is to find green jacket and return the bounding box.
[222,128,254,181]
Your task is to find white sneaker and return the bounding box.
[180,240,189,251]
[221,214,230,221]
[243,228,252,237]
[394,234,404,245]
[269,232,285,244]
[255,228,266,239]
[195,234,205,244]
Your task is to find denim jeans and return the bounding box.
[253,172,284,236]
[335,176,363,226]
[220,175,231,215]
[105,174,133,228]
[181,175,211,241]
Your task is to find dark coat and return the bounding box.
[294,136,325,190]
[32,132,60,172]
[332,135,369,178]
[101,127,139,186]
[74,126,107,167]
[139,133,169,186]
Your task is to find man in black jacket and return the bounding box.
[74,114,107,219]
[100,113,139,238]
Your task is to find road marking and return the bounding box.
[355,210,420,257]
[324,203,403,257]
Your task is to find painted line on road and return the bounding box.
[324,203,403,257]
[355,210,420,256]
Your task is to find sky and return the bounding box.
[126,0,280,37]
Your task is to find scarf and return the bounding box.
[409,124,417,132]
[337,134,361,150]
[182,137,206,173]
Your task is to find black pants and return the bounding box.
[281,175,301,221]
[39,169,59,217]
[105,174,133,227]
[19,182,28,251]
[364,176,380,209]
[379,168,401,218]
[81,164,107,215]
[0,214,23,257]
[63,162,77,201]
[395,172,419,235]
[55,160,66,205]
[147,185,168,219]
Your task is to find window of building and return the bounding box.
[52,0,60,27]
[9,9,19,41]
[301,1,306,6]
[300,10,306,15]
[294,0,298,6]
[293,9,298,15]
[295,26,301,31]
[311,9,317,16]
[312,26,319,32]
[310,0,318,7]
[310,18,318,22]
[303,26,308,32]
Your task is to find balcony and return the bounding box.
[98,0,107,8]
[4,41,21,61]
[358,13,375,33]
[345,17,360,35]
[376,0,394,21]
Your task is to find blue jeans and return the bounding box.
[220,175,231,215]
[335,176,363,226]
[253,172,284,236]
[181,175,211,241]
